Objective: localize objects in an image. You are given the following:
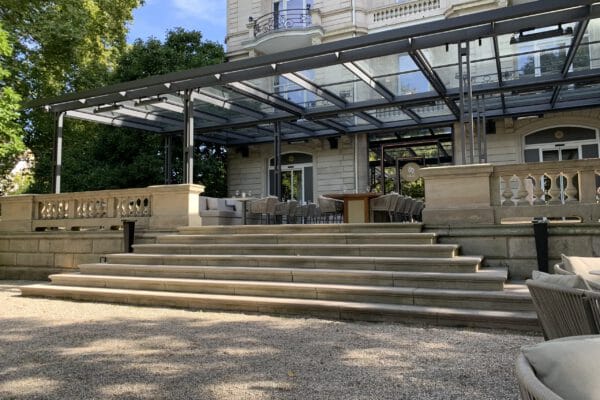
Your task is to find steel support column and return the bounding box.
[458,43,467,165]
[51,112,65,194]
[273,121,282,200]
[164,134,173,184]
[183,90,194,184]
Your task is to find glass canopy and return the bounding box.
[33,0,600,146]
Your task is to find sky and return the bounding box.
[126,0,227,44]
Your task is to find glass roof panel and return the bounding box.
[365,107,411,123]
[504,90,552,108]
[497,23,576,82]
[328,114,370,127]
[411,101,453,118]
[573,18,600,73]
[321,81,383,103]
[422,44,458,67]
[355,54,400,77]
[557,83,600,103]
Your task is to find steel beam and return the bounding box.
[183,91,195,184]
[52,112,65,194]
[551,17,590,107]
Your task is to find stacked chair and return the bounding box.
[317,196,343,223]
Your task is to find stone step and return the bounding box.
[177,222,423,236]
[104,254,482,273]
[78,264,506,291]
[132,243,460,258]
[48,273,533,311]
[157,232,438,245]
[20,284,538,331]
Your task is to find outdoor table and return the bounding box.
[325,192,380,223]
[235,197,255,225]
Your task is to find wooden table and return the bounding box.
[325,193,380,223]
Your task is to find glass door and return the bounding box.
[282,168,303,202]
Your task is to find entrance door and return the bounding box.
[542,147,579,162]
[282,168,303,202]
[269,153,313,202]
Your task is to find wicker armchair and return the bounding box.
[248,196,279,224]
[515,353,564,400]
[526,279,598,340]
[369,193,399,222]
[273,200,297,224]
[554,262,600,290]
[317,196,343,223]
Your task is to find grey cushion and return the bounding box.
[532,270,591,290]
[522,335,600,400]
[562,254,600,286]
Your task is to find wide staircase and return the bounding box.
[21,223,538,330]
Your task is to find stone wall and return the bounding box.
[0,231,161,280]
[426,223,600,280]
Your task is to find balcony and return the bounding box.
[370,0,442,30]
[245,7,323,54]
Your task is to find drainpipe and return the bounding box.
[354,135,359,193]
[352,0,356,27]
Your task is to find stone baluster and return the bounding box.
[533,175,546,205]
[546,173,562,205]
[501,175,515,206]
[562,172,579,203]
[516,175,531,206]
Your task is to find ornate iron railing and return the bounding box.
[253,8,312,38]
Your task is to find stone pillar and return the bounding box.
[0,195,36,232]
[420,164,495,225]
[148,184,205,230]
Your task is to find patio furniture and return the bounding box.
[557,254,600,288]
[516,335,600,400]
[526,278,598,340]
[395,197,415,222]
[369,193,399,222]
[554,262,600,291]
[515,353,564,400]
[248,196,279,224]
[273,200,297,224]
[318,196,343,223]
[409,199,425,222]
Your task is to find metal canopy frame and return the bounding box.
[33,0,600,190]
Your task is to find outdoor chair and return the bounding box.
[516,335,600,400]
[409,199,424,222]
[369,193,399,222]
[554,262,600,291]
[526,278,599,340]
[395,197,415,222]
[317,196,343,223]
[273,200,297,224]
[515,353,564,400]
[556,254,600,288]
[248,196,278,224]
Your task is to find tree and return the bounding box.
[0,22,26,195]
[82,29,227,195]
[0,0,142,193]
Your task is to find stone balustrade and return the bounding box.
[370,0,441,29]
[421,160,600,225]
[0,184,205,232]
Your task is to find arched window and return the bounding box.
[523,127,599,163]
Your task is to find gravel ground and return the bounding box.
[0,281,541,400]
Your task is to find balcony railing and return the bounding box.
[371,0,441,27]
[420,160,600,225]
[253,8,312,38]
[0,184,204,232]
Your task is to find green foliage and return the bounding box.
[0,0,142,193]
[0,22,26,193]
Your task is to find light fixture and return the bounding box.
[135,97,185,114]
[510,25,573,45]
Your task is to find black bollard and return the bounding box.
[532,217,549,273]
[122,219,136,253]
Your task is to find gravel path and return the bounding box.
[0,281,541,400]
